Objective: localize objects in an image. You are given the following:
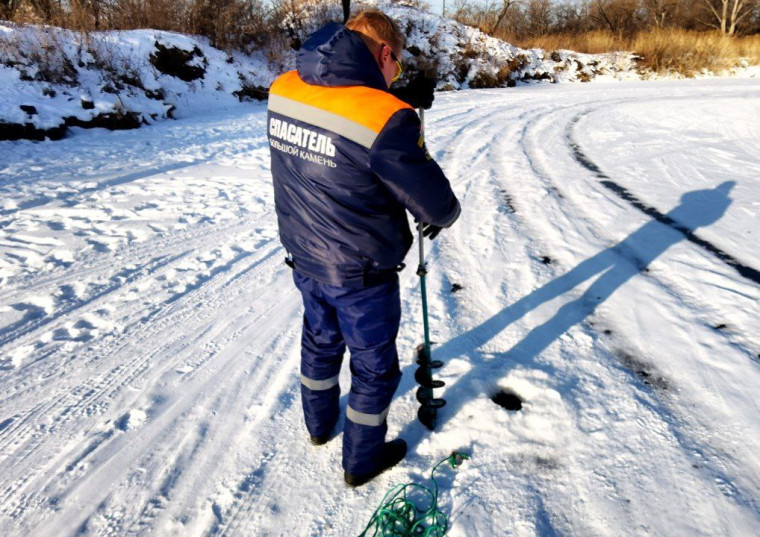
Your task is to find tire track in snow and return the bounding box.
[567,113,760,286]
[112,278,300,535]
[0,251,187,348]
[0,219,285,531]
[120,308,299,536]
[561,108,759,362]
[516,97,759,362]
[2,250,291,536]
[0,217,268,372]
[0,216,255,305]
[0,160,211,221]
[31,281,301,537]
[515,93,760,521]
[0,216,275,360]
[0,234,279,454]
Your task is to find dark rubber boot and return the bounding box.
[309,419,338,446]
[310,433,331,446]
[344,439,407,487]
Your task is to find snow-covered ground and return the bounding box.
[1,78,759,536]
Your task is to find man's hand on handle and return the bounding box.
[422,223,442,240]
[391,73,436,110]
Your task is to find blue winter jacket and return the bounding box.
[268,23,461,287]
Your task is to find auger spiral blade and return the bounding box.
[417,398,446,430]
[417,358,444,368]
[416,385,446,406]
[415,366,445,388]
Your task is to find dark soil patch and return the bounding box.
[65,112,142,131]
[0,121,66,141]
[500,189,517,213]
[234,85,269,102]
[616,350,668,391]
[144,88,165,100]
[150,42,206,82]
[451,283,463,293]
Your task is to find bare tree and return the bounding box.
[525,0,553,36]
[553,1,594,33]
[450,0,492,31]
[590,0,641,35]
[89,0,103,28]
[27,0,60,22]
[643,0,681,27]
[703,0,756,34]
[490,0,520,34]
[1,0,25,19]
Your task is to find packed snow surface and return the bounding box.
[1,79,759,536]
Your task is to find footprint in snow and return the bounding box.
[115,409,148,432]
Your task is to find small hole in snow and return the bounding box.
[491,389,523,411]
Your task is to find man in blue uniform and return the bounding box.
[267,10,460,487]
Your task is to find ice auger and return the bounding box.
[414,220,446,430]
[414,110,446,430]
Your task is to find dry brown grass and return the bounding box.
[508,31,621,55]
[510,29,760,75]
[4,0,274,52]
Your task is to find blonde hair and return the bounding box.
[345,9,405,55]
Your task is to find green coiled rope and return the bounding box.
[358,452,470,537]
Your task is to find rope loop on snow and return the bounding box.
[359,452,470,537]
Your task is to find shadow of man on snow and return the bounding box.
[397,181,736,449]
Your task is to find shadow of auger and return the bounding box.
[395,181,737,448]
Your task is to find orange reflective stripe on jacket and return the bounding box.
[268,71,412,147]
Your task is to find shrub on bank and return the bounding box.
[510,29,760,76]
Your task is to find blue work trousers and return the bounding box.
[293,270,402,476]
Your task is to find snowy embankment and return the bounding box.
[1,79,759,536]
[0,22,274,141]
[0,1,644,142]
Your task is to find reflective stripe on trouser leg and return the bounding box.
[336,277,402,475]
[301,374,340,391]
[346,405,389,427]
[294,271,345,438]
